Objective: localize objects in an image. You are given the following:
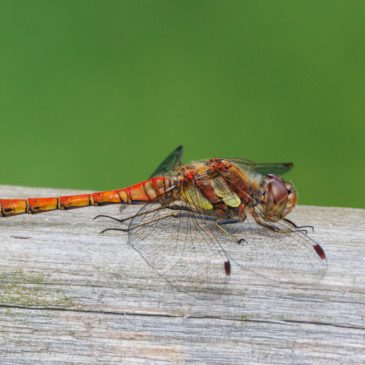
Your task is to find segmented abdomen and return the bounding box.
[0,177,171,217]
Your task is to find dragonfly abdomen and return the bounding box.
[0,177,171,217]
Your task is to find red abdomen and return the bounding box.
[0,177,171,217]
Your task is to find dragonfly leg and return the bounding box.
[218,218,240,225]
[217,219,246,244]
[166,204,202,214]
[100,208,218,235]
[258,221,293,233]
[283,218,314,233]
[100,212,176,234]
[172,212,216,221]
[94,214,127,223]
[216,221,241,242]
[250,209,307,234]
[94,205,166,224]
[99,227,128,234]
[216,220,251,245]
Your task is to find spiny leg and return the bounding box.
[216,221,239,242]
[250,209,307,234]
[215,219,251,247]
[218,218,240,225]
[94,203,196,225]
[171,212,243,225]
[94,205,167,224]
[99,212,177,235]
[283,218,314,233]
[166,204,200,213]
[257,220,308,234]
[99,227,129,234]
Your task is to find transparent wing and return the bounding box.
[229,158,294,176]
[126,187,232,295]
[184,166,325,284]
[149,145,183,177]
[221,210,327,283]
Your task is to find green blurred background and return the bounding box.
[0,1,364,208]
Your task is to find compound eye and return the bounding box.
[268,179,288,205]
[285,182,297,210]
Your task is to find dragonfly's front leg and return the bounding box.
[283,217,314,233]
[250,208,308,234]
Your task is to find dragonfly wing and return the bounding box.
[230,158,294,176]
[149,145,184,177]
[221,211,327,283]
[126,197,232,295]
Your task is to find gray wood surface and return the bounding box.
[0,184,364,365]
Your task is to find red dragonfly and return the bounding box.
[0,146,326,289]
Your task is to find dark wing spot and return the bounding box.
[224,260,231,276]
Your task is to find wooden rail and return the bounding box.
[0,185,364,364]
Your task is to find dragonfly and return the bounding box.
[0,146,327,290]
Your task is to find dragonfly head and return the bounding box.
[260,174,297,221]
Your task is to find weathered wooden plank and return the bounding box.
[0,184,364,364]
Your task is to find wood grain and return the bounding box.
[0,185,364,364]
